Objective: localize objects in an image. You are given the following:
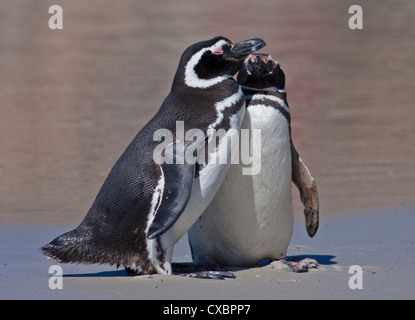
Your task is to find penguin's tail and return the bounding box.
[41,227,93,264]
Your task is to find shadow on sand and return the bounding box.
[63,269,129,277]
[61,255,337,278]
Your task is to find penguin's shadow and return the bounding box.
[63,269,129,277]
[62,255,337,277]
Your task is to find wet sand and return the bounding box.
[1,0,414,300]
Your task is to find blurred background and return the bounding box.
[0,0,414,225]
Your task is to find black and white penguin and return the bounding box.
[42,37,266,275]
[188,54,319,267]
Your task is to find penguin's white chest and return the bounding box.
[188,104,293,266]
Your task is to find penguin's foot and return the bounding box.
[172,262,236,280]
[181,271,236,280]
[271,258,318,273]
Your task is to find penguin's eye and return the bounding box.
[212,46,224,55]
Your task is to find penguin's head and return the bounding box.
[175,36,266,89]
[237,54,285,90]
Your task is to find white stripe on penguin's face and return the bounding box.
[184,39,231,89]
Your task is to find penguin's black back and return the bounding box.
[42,117,160,269]
[42,78,241,270]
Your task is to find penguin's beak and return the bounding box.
[244,54,278,75]
[259,54,279,73]
[244,54,259,75]
[230,38,266,59]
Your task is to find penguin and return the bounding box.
[42,37,266,276]
[188,53,319,267]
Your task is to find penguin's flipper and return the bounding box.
[147,142,197,239]
[291,142,319,237]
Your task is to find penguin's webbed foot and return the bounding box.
[274,258,318,273]
[172,262,236,280]
[181,270,236,280]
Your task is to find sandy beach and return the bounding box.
[1,0,414,300]
[1,208,415,300]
